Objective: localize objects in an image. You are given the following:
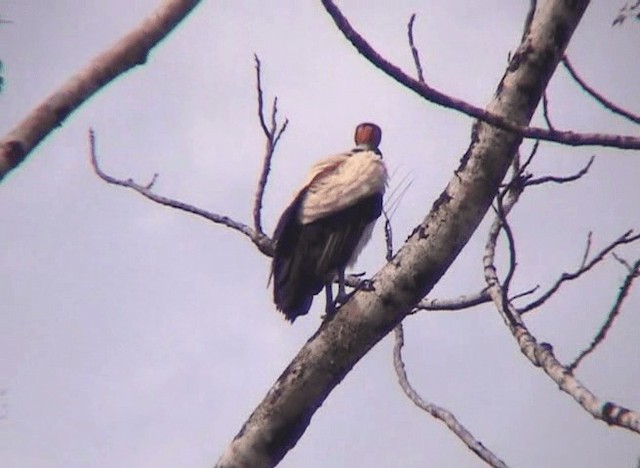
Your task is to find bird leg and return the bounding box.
[323,269,350,319]
[324,283,336,317]
[335,268,349,304]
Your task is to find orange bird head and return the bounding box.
[354,122,382,149]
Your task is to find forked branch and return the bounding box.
[568,257,640,372]
[483,185,640,434]
[253,55,289,234]
[384,182,507,467]
[525,155,595,187]
[88,55,295,256]
[520,230,640,314]
[321,0,640,149]
[88,129,274,256]
[393,324,508,468]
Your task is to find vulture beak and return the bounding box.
[271,122,388,322]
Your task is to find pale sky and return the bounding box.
[1,1,639,467]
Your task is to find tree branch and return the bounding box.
[393,324,508,468]
[613,0,640,26]
[415,145,592,314]
[252,55,289,234]
[406,14,425,83]
[483,206,640,434]
[541,92,556,130]
[525,155,594,187]
[388,192,507,467]
[217,2,591,465]
[562,56,640,125]
[568,257,640,372]
[414,289,490,311]
[320,0,640,150]
[495,197,519,298]
[0,0,202,182]
[520,230,640,314]
[88,129,274,256]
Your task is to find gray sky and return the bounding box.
[1,1,639,467]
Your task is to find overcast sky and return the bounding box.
[1,1,639,467]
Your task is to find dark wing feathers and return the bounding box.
[272,192,383,321]
[271,192,323,320]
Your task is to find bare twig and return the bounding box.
[526,155,594,187]
[541,92,555,130]
[519,140,539,176]
[520,230,640,314]
[612,252,634,272]
[613,0,640,25]
[483,198,640,434]
[320,0,640,150]
[393,324,509,468]
[482,169,526,330]
[411,286,537,312]
[407,14,425,83]
[487,148,530,306]
[88,129,274,256]
[562,56,640,125]
[252,55,289,234]
[494,198,518,298]
[0,0,203,182]
[383,211,394,262]
[415,289,490,311]
[568,258,640,372]
[580,232,593,269]
[510,285,539,302]
[254,55,271,139]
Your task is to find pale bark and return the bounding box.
[0,0,201,182]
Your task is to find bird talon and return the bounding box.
[358,279,376,292]
[323,300,338,321]
[335,291,350,305]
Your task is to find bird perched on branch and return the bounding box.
[271,122,388,322]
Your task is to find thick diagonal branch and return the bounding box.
[0,0,202,182]
[216,2,590,466]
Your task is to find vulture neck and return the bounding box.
[353,143,378,153]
